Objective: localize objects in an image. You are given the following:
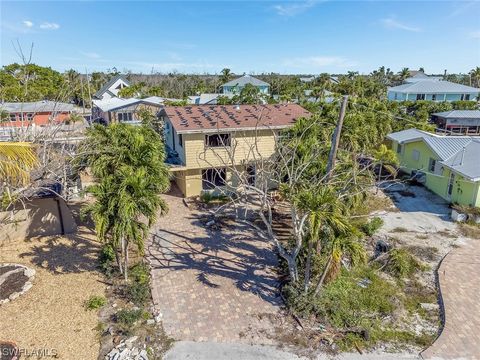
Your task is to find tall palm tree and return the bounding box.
[220,68,232,85]
[295,186,352,293]
[80,124,170,280]
[398,67,410,82]
[469,67,480,88]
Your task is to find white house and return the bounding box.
[221,75,270,95]
[387,79,479,102]
[93,75,131,100]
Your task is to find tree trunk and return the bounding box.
[116,249,123,274]
[124,240,129,282]
[304,239,314,292]
[314,255,333,296]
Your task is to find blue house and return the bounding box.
[221,75,270,95]
[387,80,479,102]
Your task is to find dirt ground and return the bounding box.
[0,203,105,360]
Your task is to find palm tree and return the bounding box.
[219,68,232,85]
[295,186,352,293]
[469,67,480,88]
[80,124,170,280]
[0,142,37,186]
[374,144,399,182]
[398,67,410,82]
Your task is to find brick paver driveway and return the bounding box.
[422,238,480,360]
[147,185,282,344]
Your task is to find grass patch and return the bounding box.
[84,295,107,311]
[458,222,480,238]
[199,192,229,205]
[361,217,384,236]
[386,249,427,279]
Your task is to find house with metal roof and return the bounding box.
[187,93,235,105]
[387,80,479,102]
[93,75,131,100]
[387,129,480,207]
[92,96,168,125]
[160,104,310,197]
[431,110,480,136]
[221,75,270,95]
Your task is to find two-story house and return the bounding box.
[387,79,479,101]
[221,75,270,95]
[431,110,480,136]
[93,74,131,100]
[161,104,311,197]
[387,129,480,207]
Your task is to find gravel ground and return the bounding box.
[0,223,105,360]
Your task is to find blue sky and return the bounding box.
[1,1,479,75]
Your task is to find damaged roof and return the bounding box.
[163,104,311,134]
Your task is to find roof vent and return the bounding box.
[234,105,240,111]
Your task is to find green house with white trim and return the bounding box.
[386,129,480,207]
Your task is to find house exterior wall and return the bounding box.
[6,111,71,127]
[180,129,277,169]
[168,127,279,197]
[388,91,479,102]
[391,139,480,206]
[222,85,270,95]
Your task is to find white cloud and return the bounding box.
[23,20,34,28]
[381,18,421,32]
[80,51,101,59]
[470,31,480,39]
[273,0,322,17]
[39,22,60,30]
[283,56,357,69]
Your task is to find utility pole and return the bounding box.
[325,95,348,181]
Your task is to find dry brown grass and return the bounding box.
[458,222,480,238]
[0,220,105,360]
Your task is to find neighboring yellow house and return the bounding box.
[387,129,480,207]
[161,104,311,197]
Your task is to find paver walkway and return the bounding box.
[422,238,480,360]
[147,185,282,344]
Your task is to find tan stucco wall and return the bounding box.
[0,197,76,243]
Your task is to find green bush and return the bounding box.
[200,192,229,204]
[361,217,384,236]
[386,248,425,279]
[84,295,107,310]
[126,263,151,305]
[116,308,144,331]
[99,243,116,275]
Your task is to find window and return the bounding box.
[465,94,470,101]
[394,93,398,100]
[9,113,16,122]
[178,134,183,147]
[412,149,420,161]
[246,165,256,186]
[202,168,226,189]
[396,143,403,154]
[118,112,133,122]
[26,113,33,122]
[205,133,231,147]
[432,94,437,101]
[428,158,436,173]
[416,94,426,100]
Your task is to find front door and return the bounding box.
[447,173,455,199]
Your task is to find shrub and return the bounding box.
[116,308,144,332]
[126,263,151,305]
[84,295,107,310]
[361,217,384,236]
[99,243,116,275]
[200,192,228,204]
[386,248,425,279]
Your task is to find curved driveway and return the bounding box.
[422,238,480,360]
